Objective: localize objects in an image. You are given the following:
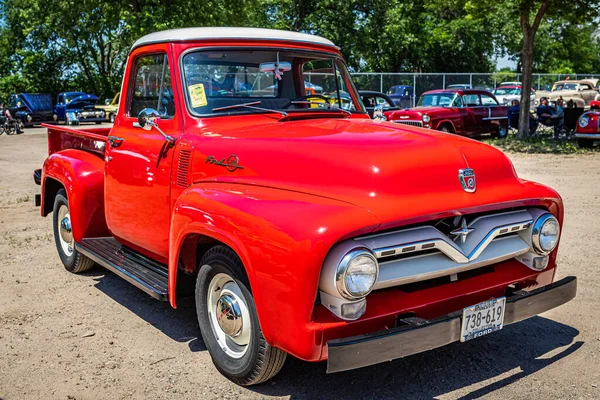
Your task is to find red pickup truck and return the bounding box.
[34,28,576,385]
[385,89,510,138]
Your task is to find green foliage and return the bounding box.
[483,136,598,154]
[0,0,599,102]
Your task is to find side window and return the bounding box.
[8,95,17,107]
[480,94,498,106]
[129,53,175,118]
[58,94,64,104]
[580,84,592,91]
[463,94,481,106]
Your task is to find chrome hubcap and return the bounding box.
[57,205,74,256]
[216,294,243,337]
[207,272,251,358]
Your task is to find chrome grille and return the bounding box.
[392,120,423,127]
[350,208,547,289]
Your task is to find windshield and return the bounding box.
[65,93,86,103]
[182,49,365,116]
[494,88,520,96]
[417,93,461,107]
[552,83,577,91]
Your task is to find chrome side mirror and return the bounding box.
[135,108,175,144]
[137,108,160,131]
[373,105,386,121]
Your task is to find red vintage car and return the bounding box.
[384,89,510,138]
[34,28,575,385]
[574,111,600,148]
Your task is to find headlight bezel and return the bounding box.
[422,114,431,123]
[531,213,560,255]
[578,115,589,128]
[335,248,379,300]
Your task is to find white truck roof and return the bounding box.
[131,27,337,52]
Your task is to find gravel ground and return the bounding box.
[0,126,599,399]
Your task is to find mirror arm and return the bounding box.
[149,120,175,144]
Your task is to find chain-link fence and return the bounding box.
[346,72,600,107]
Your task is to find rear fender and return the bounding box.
[42,149,108,241]
[169,183,380,360]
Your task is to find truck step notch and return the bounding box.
[76,237,168,300]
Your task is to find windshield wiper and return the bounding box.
[212,101,288,118]
[285,101,352,117]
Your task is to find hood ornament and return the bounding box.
[450,218,475,244]
[458,168,476,193]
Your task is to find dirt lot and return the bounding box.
[1,126,599,400]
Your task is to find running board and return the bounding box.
[76,237,168,301]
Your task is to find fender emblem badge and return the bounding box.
[458,168,476,193]
[206,155,244,172]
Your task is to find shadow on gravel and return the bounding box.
[250,316,581,400]
[89,269,206,351]
[88,269,581,399]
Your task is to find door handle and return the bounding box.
[108,136,124,147]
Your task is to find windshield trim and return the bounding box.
[178,46,367,119]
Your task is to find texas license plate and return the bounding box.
[460,297,506,342]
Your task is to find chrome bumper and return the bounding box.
[326,276,577,373]
[574,133,600,139]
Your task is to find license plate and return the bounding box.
[460,297,506,342]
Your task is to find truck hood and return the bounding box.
[188,118,532,226]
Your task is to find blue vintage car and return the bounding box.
[386,85,414,108]
[7,93,55,126]
[55,92,107,125]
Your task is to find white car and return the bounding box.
[493,85,535,109]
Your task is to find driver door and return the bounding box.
[104,49,180,260]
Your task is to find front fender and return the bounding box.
[42,149,108,241]
[169,183,380,360]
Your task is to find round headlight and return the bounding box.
[336,249,378,300]
[579,116,589,128]
[27,114,32,122]
[532,214,560,255]
[422,114,431,123]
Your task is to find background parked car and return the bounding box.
[359,91,399,118]
[97,92,119,123]
[574,111,600,148]
[446,84,472,89]
[386,85,413,108]
[384,89,509,138]
[7,93,55,126]
[535,79,599,109]
[493,85,536,108]
[55,92,107,125]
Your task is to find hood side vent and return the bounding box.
[176,149,192,187]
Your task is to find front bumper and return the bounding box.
[574,133,600,139]
[326,276,576,373]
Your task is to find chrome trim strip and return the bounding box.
[574,133,600,138]
[481,116,509,120]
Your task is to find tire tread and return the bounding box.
[199,245,287,386]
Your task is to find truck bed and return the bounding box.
[42,124,110,157]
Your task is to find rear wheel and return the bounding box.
[578,138,594,149]
[195,246,287,386]
[52,189,94,273]
[492,123,508,139]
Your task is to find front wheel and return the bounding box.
[52,189,95,273]
[195,246,287,386]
